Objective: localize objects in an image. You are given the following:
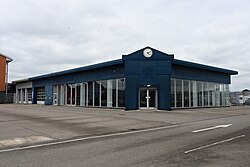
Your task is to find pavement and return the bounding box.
[0,104,249,166]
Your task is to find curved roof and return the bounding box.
[0,52,13,63]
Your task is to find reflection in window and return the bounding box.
[170,78,229,108]
[171,79,175,107]
[88,82,93,106]
[183,80,189,107]
[101,81,107,107]
[118,78,125,107]
[94,81,100,107]
[176,79,182,107]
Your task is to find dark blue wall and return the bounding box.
[123,47,174,110]
[32,64,124,105]
[171,64,231,84]
[28,47,235,109]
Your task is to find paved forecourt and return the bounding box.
[0,104,249,150]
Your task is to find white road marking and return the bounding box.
[185,134,245,154]
[0,124,178,154]
[192,124,232,133]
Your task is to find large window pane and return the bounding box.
[197,81,203,107]
[176,79,182,107]
[76,85,81,106]
[192,81,198,107]
[203,82,208,106]
[101,81,107,107]
[215,83,220,106]
[171,79,175,107]
[183,80,189,107]
[94,81,100,107]
[88,82,93,106]
[72,85,76,105]
[118,78,125,107]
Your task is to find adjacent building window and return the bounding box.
[171,78,229,108]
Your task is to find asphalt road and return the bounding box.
[0,108,249,166]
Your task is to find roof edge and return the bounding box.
[0,52,13,62]
[28,59,123,81]
[173,59,238,75]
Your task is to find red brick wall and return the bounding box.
[0,56,7,92]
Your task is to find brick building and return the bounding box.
[0,53,13,93]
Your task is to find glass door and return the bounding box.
[148,89,156,108]
[140,89,147,108]
[139,88,157,109]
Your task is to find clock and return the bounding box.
[143,48,153,58]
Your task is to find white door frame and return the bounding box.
[139,88,157,109]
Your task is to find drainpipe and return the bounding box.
[5,62,9,95]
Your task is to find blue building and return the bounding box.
[14,47,238,110]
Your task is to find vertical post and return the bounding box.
[5,63,8,95]
[99,82,101,107]
[116,79,118,108]
[181,80,184,108]
[25,88,28,104]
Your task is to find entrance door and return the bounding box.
[139,88,157,109]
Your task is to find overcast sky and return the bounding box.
[0,0,249,91]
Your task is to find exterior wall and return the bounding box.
[0,56,6,92]
[123,48,174,110]
[171,64,231,84]
[32,64,124,105]
[14,48,236,110]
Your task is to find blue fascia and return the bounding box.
[173,59,238,75]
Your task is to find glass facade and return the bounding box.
[53,78,125,108]
[171,78,230,108]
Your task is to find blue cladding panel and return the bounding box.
[32,64,124,105]
[171,64,231,84]
[123,47,174,110]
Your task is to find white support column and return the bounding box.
[107,80,112,107]
[86,83,88,106]
[20,89,24,104]
[25,88,28,104]
[181,80,184,108]
[16,89,19,103]
[65,85,68,105]
[116,79,118,108]
[189,81,191,107]
[192,81,197,107]
[99,83,101,107]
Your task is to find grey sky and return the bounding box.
[0,0,249,91]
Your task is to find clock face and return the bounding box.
[143,48,153,58]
